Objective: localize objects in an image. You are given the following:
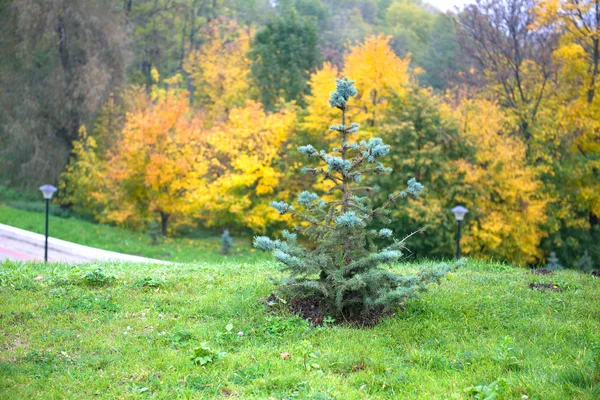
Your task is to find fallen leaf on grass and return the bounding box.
[351,361,365,372]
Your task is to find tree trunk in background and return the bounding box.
[160,212,169,236]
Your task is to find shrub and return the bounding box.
[254,77,454,319]
[221,229,233,255]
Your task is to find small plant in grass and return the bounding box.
[221,229,233,255]
[545,251,563,271]
[148,221,161,246]
[493,336,523,370]
[467,378,508,399]
[82,268,116,287]
[295,340,323,372]
[576,250,594,272]
[254,77,454,320]
[134,276,166,289]
[190,342,226,366]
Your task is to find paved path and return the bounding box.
[0,223,165,263]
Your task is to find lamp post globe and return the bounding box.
[451,205,468,259]
[39,184,57,263]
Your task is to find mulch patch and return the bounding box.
[592,270,600,278]
[528,283,563,292]
[264,293,391,327]
[531,268,554,275]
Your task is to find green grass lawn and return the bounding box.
[1,259,599,399]
[0,206,267,263]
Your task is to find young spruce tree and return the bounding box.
[254,78,453,319]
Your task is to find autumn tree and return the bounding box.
[101,70,209,235]
[532,0,600,262]
[457,0,557,139]
[343,34,411,127]
[199,100,297,233]
[59,126,106,215]
[453,99,548,264]
[303,35,412,135]
[184,18,254,126]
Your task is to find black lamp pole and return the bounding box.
[39,184,57,263]
[455,220,461,260]
[451,205,468,260]
[44,198,49,263]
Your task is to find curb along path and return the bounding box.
[0,223,167,264]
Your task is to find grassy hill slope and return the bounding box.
[1,259,599,399]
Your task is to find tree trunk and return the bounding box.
[160,212,169,236]
[57,16,69,71]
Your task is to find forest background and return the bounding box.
[0,0,598,268]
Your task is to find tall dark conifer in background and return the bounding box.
[249,12,320,110]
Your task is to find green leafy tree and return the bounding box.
[373,87,464,258]
[254,77,454,319]
[249,11,320,109]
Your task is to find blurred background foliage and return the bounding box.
[0,0,598,268]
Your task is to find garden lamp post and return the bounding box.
[451,205,468,260]
[39,184,57,263]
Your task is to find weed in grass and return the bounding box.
[129,386,150,395]
[190,342,225,366]
[261,315,309,339]
[67,294,120,314]
[134,276,166,289]
[187,375,213,392]
[295,340,323,373]
[493,336,523,370]
[166,328,194,348]
[356,371,407,395]
[47,287,69,298]
[229,365,264,385]
[214,323,242,347]
[0,311,35,325]
[82,268,116,287]
[467,378,509,399]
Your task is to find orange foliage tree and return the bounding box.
[102,70,210,235]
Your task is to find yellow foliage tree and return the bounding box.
[454,99,548,264]
[532,1,600,261]
[199,100,296,233]
[302,62,341,137]
[343,34,411,127]
[304,35,412,136]
[58,126,106,214]
[184,18,254,127]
